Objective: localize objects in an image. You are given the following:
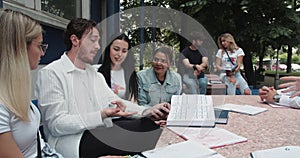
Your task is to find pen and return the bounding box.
[177,134,188,141]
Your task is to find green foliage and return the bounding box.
[41,0,78,19]
[265,70,300,76]
[279,53,288,64]
[121,0,300,82]
[292,55,300,64]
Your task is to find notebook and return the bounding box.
[167,95,215,127]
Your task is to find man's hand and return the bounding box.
[258,86,277,102]
[101,100,137,119]
[279,76,300,98]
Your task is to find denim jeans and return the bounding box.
[224,79,237,95]
[198,76,208,94]
[221,71,250,95]
[183,74,208,94]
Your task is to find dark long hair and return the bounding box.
[98,33,137,101]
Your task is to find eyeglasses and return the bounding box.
[40,43,48,53]
[31,40,48,53]
[153,57,167,64]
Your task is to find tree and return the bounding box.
[121,0,300,86]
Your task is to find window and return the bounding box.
[41,0,82,20]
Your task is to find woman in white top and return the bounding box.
[0,9,61,158]
[215,33,251,95]
[98,33,138,102]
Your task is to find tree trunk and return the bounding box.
[286,45,292,73]
[243,48,255,86]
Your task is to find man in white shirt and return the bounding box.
[35,18,170,158]
[259,76,300,108]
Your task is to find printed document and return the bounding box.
[215,104,267,115]
[142,140,217,158]
[251,146,300,158]
[168,127,247,148]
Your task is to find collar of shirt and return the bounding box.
[148,67,172,85]
[60,52,95,73]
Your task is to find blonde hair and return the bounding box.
[217,33,239,52]
[0,9,42,121]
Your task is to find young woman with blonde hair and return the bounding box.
[0,9,61,158]
[215,33,251,95]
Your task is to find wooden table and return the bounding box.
[206,83,226,95]
[156,95,300,157]
[206,74,226,95]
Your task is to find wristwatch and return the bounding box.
[273,94,281,103]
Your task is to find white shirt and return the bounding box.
[277,90,300,108]
[111,68,126,99]
[216,48,245,80]
[0,103,44,158]
[35,53,147,158]
[216,48,245,68]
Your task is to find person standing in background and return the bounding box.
[180,31,208,94]
[98,33,138,102]
[215,33,251,95]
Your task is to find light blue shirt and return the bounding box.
[137,67,182,107]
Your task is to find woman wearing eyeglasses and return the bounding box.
[137,46,182,108]
[0,9,61,158]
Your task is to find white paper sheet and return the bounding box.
[251,146,300,158]
[215,104,268,115]
[168,127,247,148]
[142,140,217,158]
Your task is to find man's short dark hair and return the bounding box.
[64,18,97,51]
[189,31,204,41]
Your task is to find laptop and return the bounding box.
[167,95,216,127]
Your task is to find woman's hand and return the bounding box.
[143,102,170,121]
